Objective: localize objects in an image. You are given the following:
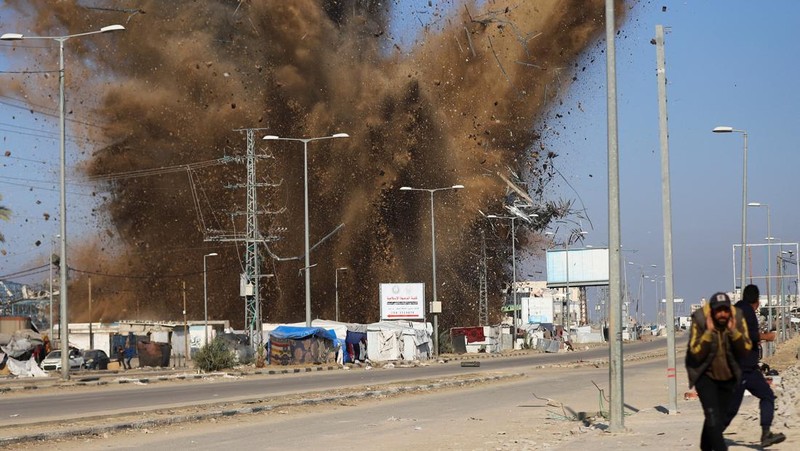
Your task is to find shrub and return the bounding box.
[194,337,236,372]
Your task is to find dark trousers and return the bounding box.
[725,368,775,429]
[696,374,736,451]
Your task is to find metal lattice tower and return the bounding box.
[209,128,281,352]
[243,129,260,351]
[478,230,488,326]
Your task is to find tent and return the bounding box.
[287,320,367,363]
[366,321,431,362]
[267,326,339,365]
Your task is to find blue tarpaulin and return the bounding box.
[266,326,340,365]
[268,326,338,344]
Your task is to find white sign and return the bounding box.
[380,283,425,320]
[523,296,554,324]
[546,248,610,288]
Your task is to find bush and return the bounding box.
[194,337,236,372]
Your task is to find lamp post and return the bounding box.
[748,202,773,345]
[546,230,587,331]
[713,126,748,298]
[203,252,218,346]
[1,24,125,380]
[263,133,349,327]
[399,184,465,356]
[627,262,656,332]
[335,267,348,322]
[487,213,538,348]
[48,234,59,342]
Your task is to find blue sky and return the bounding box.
[549,1,800,320]
[3,1,800,324]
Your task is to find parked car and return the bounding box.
[82,349,110,370]
[40,349,85,371]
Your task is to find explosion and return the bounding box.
[1,1,620,330]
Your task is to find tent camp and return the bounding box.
[287,320,367,364]
[366,321,431,362]
[267,326,339,365]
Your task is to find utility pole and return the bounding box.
[182,280,189,366]
[209,128,282,353]
[88,276,93,350]
[605,0,625,432]
[478,230,488,326]
[655,24,678,414]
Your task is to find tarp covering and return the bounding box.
[287,321,368,363]
[451,327,486,343]
[136,341,171,367]
[267,326,338,365]
[366,321,431,362]
[6,355,49,378]
[345,331,367,362]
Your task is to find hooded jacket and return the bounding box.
[685,303,751,388]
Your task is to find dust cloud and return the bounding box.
[1,1,621,331]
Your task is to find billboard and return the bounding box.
[379,283,425,320]
[546,247,610,288]
[522,296,555,324]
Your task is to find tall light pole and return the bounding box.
[1,24,125,380]
[748,201,773,344]
[335,267,348,322]
[487,213,538,349]
[203,252,218,346]
[713,126,748,299]
[263,133,349,326]
[546,229,587,332]
[48,234,59,342]
[627,262,656,331]
[399,184,465,356]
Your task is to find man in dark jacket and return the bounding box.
[724,284,785,447]
[686,292,751,451]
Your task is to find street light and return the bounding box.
[713,126,748,298]
[48,234,60,342]
[487,212,538,348]
[399,184,465,356]
[335,267,348,322]
[263,133,349,327]
[627,262,656,331]
[203,252,218,346]
[748,201,773,342]
[546,229,587,331]
[1,24,125,380]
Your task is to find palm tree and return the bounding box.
[0,194,10,243]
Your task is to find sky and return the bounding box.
[547,1,800,320]
[2,1,800,325]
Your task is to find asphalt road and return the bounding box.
[0,338,669,428]
[13,355,676,450]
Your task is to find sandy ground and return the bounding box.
[560,334,800,450]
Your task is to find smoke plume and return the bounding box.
[1,1,620,331]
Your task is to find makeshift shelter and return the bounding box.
[450,326,501,354]
[366,321,431,362]
[287,320,367,364]
[136,340,172,367]
[267,326,339,365]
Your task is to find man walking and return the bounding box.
[725,284,786,447]
[686,292,752,450]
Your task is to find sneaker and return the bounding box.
[761,431,786,447]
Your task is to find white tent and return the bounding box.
[366,320,432,362]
